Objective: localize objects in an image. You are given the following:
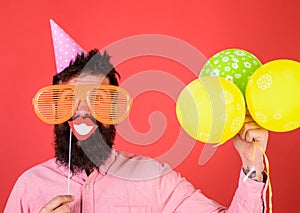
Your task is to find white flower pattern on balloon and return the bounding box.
[223,90,233,104]
[231,116,244,132]
[255,112,268,124]
[221,113,228,122]
[234,50,246,56]
[197,132,210,142]
[236,104,243,111]
[232,63,239,69]
[257,74,272,90]
[222,57,229,62]
[232,57,239,63]
[214,60,219,64]
[224,66,230,72]
[225,75,233,82]
[283,121,300,131]
[210,69,220,76]
[273,112,282,120]
[244,61,251,68]
[235,74,241,79]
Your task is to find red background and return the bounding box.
[1,0,300,212]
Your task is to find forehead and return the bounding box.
[65,74,110,85]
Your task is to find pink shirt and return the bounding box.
[5,150,266,212]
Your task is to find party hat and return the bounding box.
[50,19,86,73]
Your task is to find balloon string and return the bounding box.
[253,139,272,213]
[251,143,257,161]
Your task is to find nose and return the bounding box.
[75,100,90,117]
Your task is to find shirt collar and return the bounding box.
[99,149,117,175]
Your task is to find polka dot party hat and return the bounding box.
[50,19,86,73]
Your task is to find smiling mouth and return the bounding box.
[74,123,94,135]
[68,115,98,141]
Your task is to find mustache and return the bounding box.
[70,114,97,124]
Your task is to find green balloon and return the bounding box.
[200,48,262,97]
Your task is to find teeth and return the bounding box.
[74,123,93,135]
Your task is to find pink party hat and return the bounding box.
[50,19,86,73]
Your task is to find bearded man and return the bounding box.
[5,49,268,213]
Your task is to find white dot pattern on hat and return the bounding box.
[50,19,86,73]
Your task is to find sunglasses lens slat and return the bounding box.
[33,86,75,124]
[88,86,131,124]
[33,85,132,125]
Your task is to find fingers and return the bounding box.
[235,111,268,141]
[243,128,268,144]
[239,111,268,142]
[238,113,268,144]
[239,120,260,142]
[40,195,74,213]
[52,204,71,213]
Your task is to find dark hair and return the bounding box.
[52,49,119,173]
[52,49,120,86]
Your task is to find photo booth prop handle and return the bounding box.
[67,129,72,195]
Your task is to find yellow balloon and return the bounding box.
[246,59,300,132]
[176,76,245,143]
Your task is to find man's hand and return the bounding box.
[39,195,74,213]
[233,110,268,182]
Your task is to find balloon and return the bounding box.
[176,76,245,143]
[200,48,262,97]
[246,59,300,132]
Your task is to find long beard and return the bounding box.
[54,121,115,174]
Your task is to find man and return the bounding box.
[5,49,268,213]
